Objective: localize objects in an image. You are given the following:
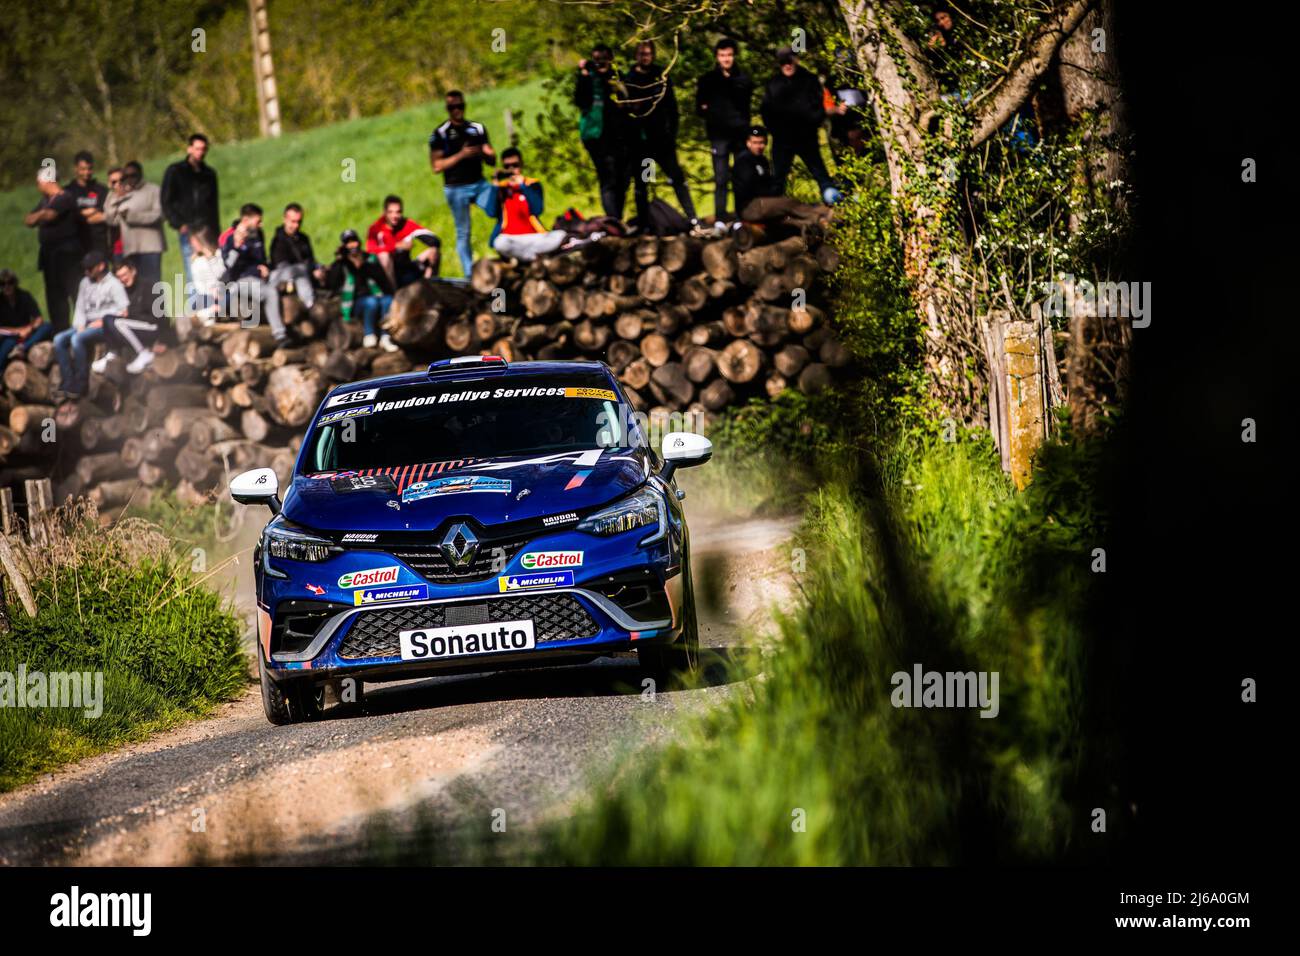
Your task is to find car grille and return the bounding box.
[338,593,600,659]
[387,537,531,585]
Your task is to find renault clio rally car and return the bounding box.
[230,356,712,724]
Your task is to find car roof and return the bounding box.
[322,359,615,400]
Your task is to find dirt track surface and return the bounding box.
[0,517,796,865]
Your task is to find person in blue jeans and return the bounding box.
[53,251,127,397]
[0,269,55,366]
[326,229,399,352]
[429,91,496,277]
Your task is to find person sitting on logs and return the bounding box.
[326,229,399,353]
[365,195,441,289]
[734,126,834,231]
[487,148,568,263]
[92,258,164,375]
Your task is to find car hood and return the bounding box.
[281,447,652,532]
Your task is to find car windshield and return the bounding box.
[303,371,644,473]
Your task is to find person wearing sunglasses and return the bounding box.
[0,268,54,366]
[429,90,496,278]
[487,148,567,262]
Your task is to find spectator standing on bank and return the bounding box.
[489,148,568,262]
[104,160,166,296]
[52,251,127,397]
[219,203,288,346]
[695,37,755,219]
[575,44,630,220]
[0,269,54,366]
[429,91,496,278]
[270,202,326,310]
[24,173,83,333]
[64,151,109,256]
[760,47,843,204]
[327,229,398,352]
[623,40,698,227]
[161,133,220,289]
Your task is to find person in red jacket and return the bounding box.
[365,195,441,288]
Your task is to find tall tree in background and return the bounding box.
[834,0,1093,423]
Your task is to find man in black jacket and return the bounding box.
[695,37,754,219]
[219,203,287,345]
[161,133,220,293]
[623,40,697,227]
[574,44,630,220]
[270,203,326,311]
[760,49,842,205]
[732,127,782,215]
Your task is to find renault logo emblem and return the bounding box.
[440,523,479,567]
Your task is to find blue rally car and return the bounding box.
[229,356,713,724]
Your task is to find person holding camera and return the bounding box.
[488,148,567,262]
[104,160,166,295]
[575,43,630,220]
[326,229,398,352]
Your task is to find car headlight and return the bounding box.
[265,524,337,562]
[576,487,664,542]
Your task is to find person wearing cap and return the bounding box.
[24,173,83,334]
[52,251,128,397]
[327,229,398,352]
[760,48,843,205]
[696,37,755,219]
[0,269,54,366]
[732,126,783,216]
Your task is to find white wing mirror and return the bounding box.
[230,467,281,513]
[660,432,712,480]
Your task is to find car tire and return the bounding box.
[637,566,700,688]
[258,645,323,725]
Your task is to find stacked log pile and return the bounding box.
[0,226,850,508]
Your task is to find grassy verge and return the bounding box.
[530,417,1114,864]
[0,505,247,792]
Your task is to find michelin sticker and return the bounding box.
[354,584,428,606]
[498,571,574,592]
[402,475,512,503]
[319,404,373,425]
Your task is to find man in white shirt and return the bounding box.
[53,251,128,397]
